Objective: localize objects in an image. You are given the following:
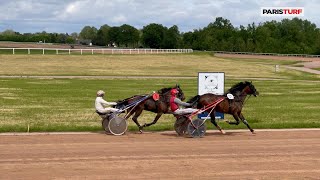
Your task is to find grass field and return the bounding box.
[1,53,319,80]
[0,53,319,132]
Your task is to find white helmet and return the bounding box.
[97,90,105,97]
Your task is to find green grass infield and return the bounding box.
[1,78,319,133]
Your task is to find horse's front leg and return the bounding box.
[210,112,226,134]
[239,113,255,134]
[226,114,241,125]
[142,113,163,128]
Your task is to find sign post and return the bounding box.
[198,72,225,119]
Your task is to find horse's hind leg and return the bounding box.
[142,113,162,128]
[239,113,255,134]
[210,113,226,134]
[131,108,144,133]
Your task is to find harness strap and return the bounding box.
[227,94,251,113]
[228,99,233,113]
[188,97,225,119]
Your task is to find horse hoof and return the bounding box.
[221,130,226,134]
[251,130,256,134]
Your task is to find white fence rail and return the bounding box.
[213,51,320,58]
[0,48,193,55]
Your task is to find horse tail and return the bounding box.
[187,95,200,107]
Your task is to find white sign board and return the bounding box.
[198,72,225,119]
[198,72,224,95]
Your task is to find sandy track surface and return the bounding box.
[214,53,320,62]
[1,130,319,179]
[215,53,320,75]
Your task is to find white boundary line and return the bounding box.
[0,128,319,136]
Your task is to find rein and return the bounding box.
[234,93,251,105]
[228,90,252,112]
[241,86,254,106]
[234,85,254,106]
[243,94,252,106]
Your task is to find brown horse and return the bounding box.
[187,81,259,134]
[115,85,185,132]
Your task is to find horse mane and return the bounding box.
[157,87,172,94]
[226,81,252,94]
[187,95,200,104]
[116,95,137,103]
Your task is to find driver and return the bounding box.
[95,90,119,114]
[170,88,198,115]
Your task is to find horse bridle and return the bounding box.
[238,85,256,105]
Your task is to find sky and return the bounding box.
[0,0,319,34]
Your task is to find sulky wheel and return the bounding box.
[174,116,189,136]
[187,118,206,138]
[108,115,127,136]
[102,118,110,133]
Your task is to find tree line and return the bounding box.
[1,17,319,54]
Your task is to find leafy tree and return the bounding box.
[1,17,320,54]
[246,23,257,52]
[1,29,16,35]
[181,32,194,48]
[193,17,236,51]
[79,26,97,41]
[162,25,181,49]
[70,32,79,42]
[108,26,121,47]
[94,24,110,46]
[119,24,140,47]
[56,33,67,43]
[141,23,166,48]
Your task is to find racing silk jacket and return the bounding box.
[95,97,117,113]
[170,96,191,112]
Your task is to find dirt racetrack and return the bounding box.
[0,129,319,180]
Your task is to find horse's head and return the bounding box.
[227,81,259,97]
[175,84,185,101]
[245,81,259,97]
[157,85,185,101]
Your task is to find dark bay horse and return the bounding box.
[116,85,185,132]
[187,81,259,134]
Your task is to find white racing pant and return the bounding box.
[173,108,198,115]
[98,107,119,114]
